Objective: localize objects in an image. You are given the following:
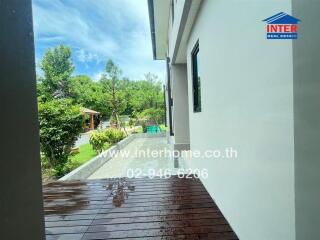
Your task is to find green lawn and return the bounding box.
[68,143,109,170]
[42,143,110,182]
[70,143,97,164]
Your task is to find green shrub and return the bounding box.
[140,108,165,125]
[136,126,143,133]
[128,118,134,128]
[159,124,167,132]
[38,99,84,177]
[104,128,125,144]
[89,130,107,154]
[89,128,125,153]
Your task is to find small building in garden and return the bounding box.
[80,107,100,131]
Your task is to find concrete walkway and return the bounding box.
[88,136,175,179]
[75,121,110,147]
[75,132,90,146]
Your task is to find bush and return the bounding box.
[140,108,165,125]
[104,128,125,144]
[89,130,107,154]
[38,99,84,177]
[89,128,125,153]
[128,118,134,128]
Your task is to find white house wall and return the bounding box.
[171,64,190,150]
[168,0,188,62]
[185,0,295,239]
[292,1,320,239]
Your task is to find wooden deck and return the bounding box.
[44,176,238,240]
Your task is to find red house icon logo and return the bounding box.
[263,12,300,39]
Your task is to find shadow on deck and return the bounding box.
[44,176,238,240]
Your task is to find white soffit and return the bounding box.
[175,0,202,63]
[153,0,170,59]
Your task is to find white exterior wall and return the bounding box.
[171,64,190,149]
[292,1,320,239]
[184,1,295,239]
[168,0,186,60]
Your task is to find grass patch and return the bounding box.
[68,143,109,170]
[41,142,110,183]
[159,124,167,131]
[70,143,97,164]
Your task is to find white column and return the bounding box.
[171,64,190,151]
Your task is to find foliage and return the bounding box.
[40,45,74,98]
[128,117,135,128]
[140,108,165,125]
[129,73,164,113]
[37,45,165,120]
[135,126,143,133]
[89,128,125,153]
[99,70,165,121]
[37,45,166,179]
[38,99,84,176]
[89,130,108,154]
[100,59,126,127]
[104,128,125,144]
[118,115,129,136]
[159,124,167,132]
[69,75,109,117]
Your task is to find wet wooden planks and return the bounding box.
[44,176,238,240]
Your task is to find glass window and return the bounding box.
[191,42,201,112]
[171,0,174,25]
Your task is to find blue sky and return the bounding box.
[32,0,165,81]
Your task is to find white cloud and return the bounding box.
[93,72,105,82]
[33,0,118,56]
[32,0,165,81]
[76,49,101,64]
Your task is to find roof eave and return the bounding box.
[147,0,169,60]
[147,0,157,60]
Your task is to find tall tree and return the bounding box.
[100,59,126,127]
[40,45,74,98]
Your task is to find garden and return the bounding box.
[38,45,166,182]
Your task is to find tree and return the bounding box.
[69,75,109,117]
[38,99,84,176]
[37,76,50,101]
[140,108,165,125]
[100,59,126,127]
[40,45,74,98]
[129,74,164,113]
[120,77,134,115]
